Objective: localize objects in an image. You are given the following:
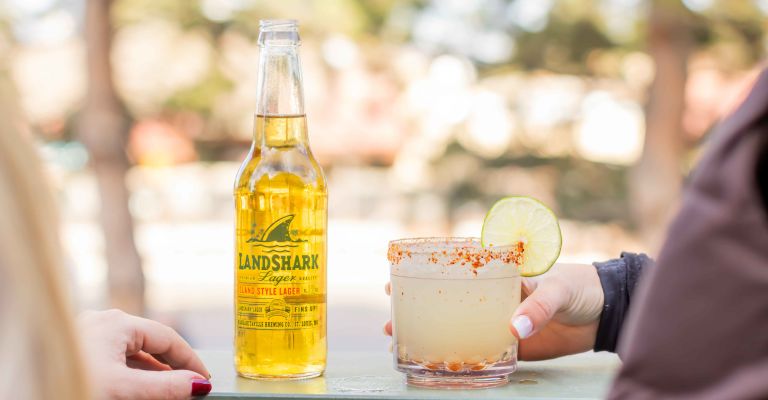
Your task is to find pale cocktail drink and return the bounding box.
[388,238,522,388]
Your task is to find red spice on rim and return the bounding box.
[387,238,525,269]
[445,243,524,268]
[386,243,406,265]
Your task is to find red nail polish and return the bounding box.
[191,379,212,396]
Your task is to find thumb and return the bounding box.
[510,279,567,340]
[123,369,212,400]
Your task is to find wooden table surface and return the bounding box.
[197,350,620,399]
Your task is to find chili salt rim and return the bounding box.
[387,237,524,270]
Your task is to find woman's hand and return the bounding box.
[383,263,604,361]
[78,309,212,400]
[508,263,603,360]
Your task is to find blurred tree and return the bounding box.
[78,0,144,315]
[630,0,692,249]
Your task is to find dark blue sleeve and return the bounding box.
[593,252,653,353]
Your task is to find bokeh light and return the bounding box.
[3,0,765,351]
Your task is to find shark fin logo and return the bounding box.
[247,214,306,252]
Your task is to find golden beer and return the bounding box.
[234,20,327,379]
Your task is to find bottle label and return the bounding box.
[236,214,323,331]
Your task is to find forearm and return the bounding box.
[593,252,653,353]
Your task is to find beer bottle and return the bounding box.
[234,19,327,379]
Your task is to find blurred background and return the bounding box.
[1,0,765,351]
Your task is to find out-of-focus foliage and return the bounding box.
[3,0,767,225]
[4,0,767,346]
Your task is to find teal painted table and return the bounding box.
[198,351,620,399]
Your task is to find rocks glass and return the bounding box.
[388,238,522,389]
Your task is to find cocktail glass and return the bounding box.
[388,237,522,389]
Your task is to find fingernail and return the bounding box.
[512,315,533,339]
[191,379,212,396]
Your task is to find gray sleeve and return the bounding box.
[593,252,653,354]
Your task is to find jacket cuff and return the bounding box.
[593,252,652,353]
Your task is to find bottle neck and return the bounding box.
[253,114,307,148]
[254,30,307,147]
[255,45,305,117]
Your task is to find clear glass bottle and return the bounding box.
[233,19,327,379]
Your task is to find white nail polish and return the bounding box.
[512,315,533,339]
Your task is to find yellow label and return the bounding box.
[236,213,323,331]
